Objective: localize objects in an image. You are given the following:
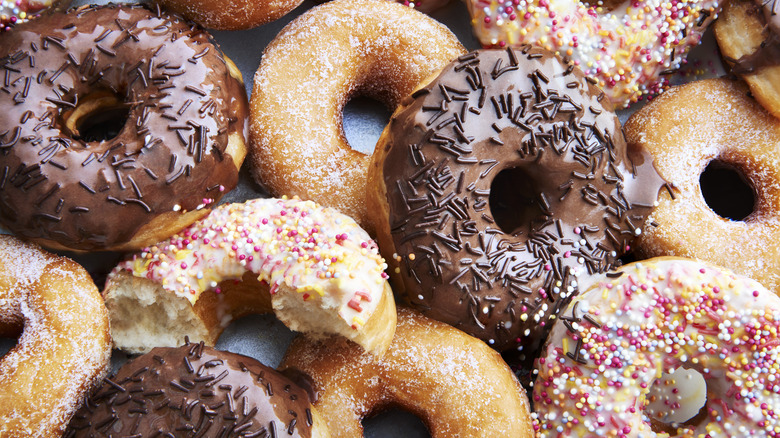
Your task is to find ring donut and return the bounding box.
[250,0,465,231]
[153,0,303,30]
[0,235,111,437]
[0,4,248,252]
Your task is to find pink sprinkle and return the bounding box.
[180,262,187,269]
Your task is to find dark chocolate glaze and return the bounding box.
[65,342,316,437]
[731,0,780,74]
[0,4,247,251]
[378,48,664,354]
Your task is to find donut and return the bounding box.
[280,307,535,437]
[250,0,465,232]
[714,0,780,118]
[366,47,665,353]
[0,3,248,252]
[104,196,397,356]
[66,341,330,437]
[0,0,69,32]
[0,234,111,437]
[465,0,720,107]
[153,0,303,30]
[533,257,780,436]
[624,78,780,295]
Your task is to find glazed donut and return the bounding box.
[281,307,535,437]
[367,47,664,353]
[153,0,303,30]
[533,257,780,436]
[104,197,396,356]
[465,0,720,107]
[0,234,111,437]
[250,0,465,232]
[66,341,329,437]
[0,3,248,252]
[714,0,780,118]
[625,78,780,295]
[0,0,69,32]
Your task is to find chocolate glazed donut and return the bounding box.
[0,4,247,251]
[367,48,665,354]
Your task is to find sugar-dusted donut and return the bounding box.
[153,0,303,30]
[66,341,329,437]
[104,197,396,356]
[0,0,69,32]
[534,257,780,436]
[715,0,780,118]
[0,4,248,252]
[281,307,535,437]
[367,47,664,353]
[625,78,780,295]
[465,0,720,107]
[0,234,111,437]
[250,0,465,231]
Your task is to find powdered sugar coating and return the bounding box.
[250,0,465,230]
[0,235,111,437]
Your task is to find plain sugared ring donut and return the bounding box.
[465,0,720,107]
[533,257,780,437]
[154,0,303,30]
[0,0,69,32]
[281,308,535,438]
[625,78,780,295]
[0,234,111,437]
[367,47,664,353]
[715,0,780,118]
[0,3,248,252]
[66,342,329,438]
[250,0,465,232]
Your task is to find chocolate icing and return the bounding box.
[65,342,316,437]
[731,0,780,74]
[0,4,247,250]
[378,48,664,353]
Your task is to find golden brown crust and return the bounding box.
[155,0,304,30]
[0,235,111,437]
[280,308,535,438]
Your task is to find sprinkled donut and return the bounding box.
[533,257,780,437]
[0,0,69,32]
[66,341,329,437]
[281,307,535,437]
[0,235,111,437]
[153,0,303,30]
[104,197,396,356]
[250,0,465,232]
[465,0,720,107]
[625,78,780,295]
[0,4,248,251]
[367,47,664,353]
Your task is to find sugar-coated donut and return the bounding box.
[104,197,396,356]
[367,47,664,353]
[281,307,535,437]
[250,0,465,232]
[715,0,780,118]
[66,341,330,438]
[625,78,780,295]
[0,4,248,252]
[0,0,69,32]
[534,257,780,436]
[0,234,111,437]
[154,0,303,30]
[466,0,720,107]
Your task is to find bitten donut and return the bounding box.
[0,0,69,31]
[250,0,465,231]
[466,0,720,107]
[154,0,303,30]
[367,48,664,353]
[66,341,329,437]
[281,308,535,437]
[534,257,780,436]
[715,0,780,118]
[0,235,111,437]
[0,4,248,252]
[625,78,780,295]
[104,197,396,356]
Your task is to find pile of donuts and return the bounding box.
[0,0,779,436]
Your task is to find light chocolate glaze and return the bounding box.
[375,48,665,354]
[0,4,247,250]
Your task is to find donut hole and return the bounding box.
[645,367,708,433]
[0,337,15,357]
[342,96,392,155]
[62,89,130,143]
[363,408,428,437]
[489,167,545,235]
[699,160,756,221]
